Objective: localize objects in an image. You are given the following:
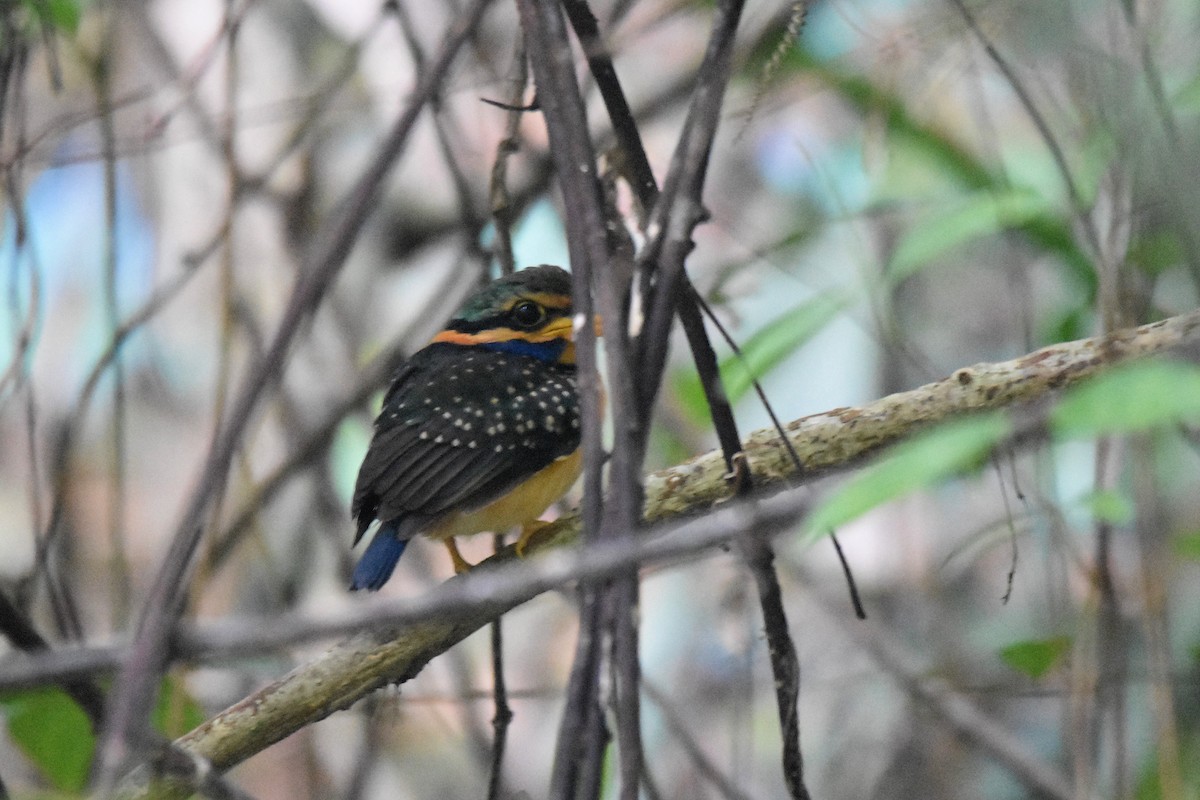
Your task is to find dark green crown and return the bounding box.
[452,265,572,324]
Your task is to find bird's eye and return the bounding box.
[511,300,545,329]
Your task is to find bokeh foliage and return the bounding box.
[0,0,1198,798]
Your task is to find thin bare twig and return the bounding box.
[513,2,622,798]
[0,588,106,729]
[93,12,134,631]
[3,308,1197,694]
[392,0,487,264]
[342,697,384,800]
[1131,437,1186,799]
[0,309,1194,800]
[553,5,651,795]
[454,38,530,773]
[487,33,530,277]
[91,2,498,790]
[485,533,514,800]
[799,580,1075,800]
[947,0,1108,308]
[203,259,477,577]
[643,680,757,800]
[582,0,810,793]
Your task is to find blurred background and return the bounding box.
[1,0,1199,797]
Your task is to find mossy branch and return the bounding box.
[130,309,1200,798]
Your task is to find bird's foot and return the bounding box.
[515,521,548,558]
[444,539,474,574]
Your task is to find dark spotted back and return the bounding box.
[352,343,579,540]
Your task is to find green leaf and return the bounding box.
[21,0,83,34]
[1073,129,1117,206]
[153,674,206,739]
[1043,305,1092,345]
[1051,360,1200,437]
[999,636,1071,679]
[1129,230,1185,277]
[1174,531,1200,561]
[752,48,997,192]
[1175,72,1200,115]
[888,189,1052,283]
[1134,727,1200,799]
[1081,489,1134,525]
[46,0,83,33]
[1,688,95,792]
[0,677,202,792]
[674,289,850,423]
[806,413,1010,535]
[751,45,1096,299]
[722,290,850,403]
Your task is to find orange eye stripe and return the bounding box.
[431,316,575,346]
[430,329,490,346]
[500,291,571,312]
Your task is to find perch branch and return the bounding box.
[6,308,1195,798]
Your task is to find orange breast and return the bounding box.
[427,448,583,541]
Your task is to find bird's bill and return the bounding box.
[533,314,602,342]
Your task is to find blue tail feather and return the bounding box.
[351,522,408,591]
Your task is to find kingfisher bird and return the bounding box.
[349,265,584,591]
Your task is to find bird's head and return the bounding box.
[431,265,582,363]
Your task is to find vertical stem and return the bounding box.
[514,2,625,797]
[483,33,526,797]
[95,6,132,628]
[1132,436,1184,800]
[548,586,608,798]
[206,0,242,587]
[486,534,514,800]
[91,2,496,788]
[487,32,529,278]
[612,575,641,800]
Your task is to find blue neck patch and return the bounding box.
[480,338,568,361]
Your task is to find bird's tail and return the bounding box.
[350,522,408,591]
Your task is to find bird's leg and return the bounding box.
[515,521,548,557]
[444,538,474,574]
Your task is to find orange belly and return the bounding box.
[426,448,583,541]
